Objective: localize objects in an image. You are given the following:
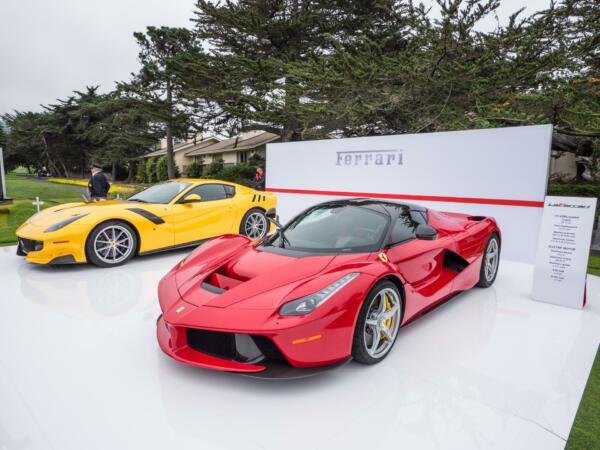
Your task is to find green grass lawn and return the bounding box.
[0,173,84,244]
[566,345,600,449]
[587,255,600,277]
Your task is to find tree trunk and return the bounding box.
[166,81,176,179]
[47,159,60,177]
[40,132,60,177]
[126,161,136,183]
[112,161,117,181]
[58,160,69,178]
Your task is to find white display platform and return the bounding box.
[1,245,599,450]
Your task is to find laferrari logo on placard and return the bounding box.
[547,202,590,209]
[336,149,403,166]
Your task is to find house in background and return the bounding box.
[141,134,221,174]
[185,130,279,167]
[141,130,279,175]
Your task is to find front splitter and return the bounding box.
[239,357,353,380]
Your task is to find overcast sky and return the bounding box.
[0,0,552,115]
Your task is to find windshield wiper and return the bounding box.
[278,230,291,248]
[127,198,147,203]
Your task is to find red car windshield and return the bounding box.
[262,204,389,254]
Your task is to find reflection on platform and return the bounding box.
[0,247,597,450]
[13,248,189,319]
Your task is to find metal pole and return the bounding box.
[0,147,6,200]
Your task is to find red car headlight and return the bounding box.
[279,272,360,316]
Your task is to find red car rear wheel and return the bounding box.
[477,233,500,287]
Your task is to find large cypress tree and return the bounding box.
[177,0,403,141]
[3,88,160,178]
[123,26,197,178]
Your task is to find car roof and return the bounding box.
[172,178,235,184]
[314,197,427,215]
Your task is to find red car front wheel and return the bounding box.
[352,280,402,364]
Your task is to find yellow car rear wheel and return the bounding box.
[239,208,268,240]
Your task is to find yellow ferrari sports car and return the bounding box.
[16,179,276,267]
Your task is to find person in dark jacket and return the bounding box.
[88,163,110,200]
[252,166,265,191]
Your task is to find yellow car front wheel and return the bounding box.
[85,220,138,268]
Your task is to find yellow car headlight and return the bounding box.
[44,214,88,232]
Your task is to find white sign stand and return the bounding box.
[32,196,45,212]
[532,196,597,309]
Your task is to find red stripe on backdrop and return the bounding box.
[265,187,544,208]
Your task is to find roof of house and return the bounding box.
[185,130,279,157]
[142,136,220,159]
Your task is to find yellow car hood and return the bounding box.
[27,200,131,227]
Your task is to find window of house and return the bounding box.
[238,151,248,163]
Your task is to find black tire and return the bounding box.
[85,220,137,268]
[239,208,268,240]
[477,233,500,287]
[352,280,403,365]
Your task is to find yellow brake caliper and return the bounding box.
[381,293,392,340]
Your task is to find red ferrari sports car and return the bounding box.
[157,198,501,377]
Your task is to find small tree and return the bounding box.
[185,159,204,178]
[135,161,147,183]
[203,157,224,178]
[156,155,169,181]
[145,157,157,183]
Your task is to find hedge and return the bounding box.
[47,178,138,194]
[547,183,600,199]
[202,162,258,187]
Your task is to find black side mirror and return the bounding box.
[265,208,282,229]
[415,224,438,240]
[265,208,277,220]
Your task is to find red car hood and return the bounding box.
[176,243,336,309]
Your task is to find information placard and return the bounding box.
[532,196,597,309]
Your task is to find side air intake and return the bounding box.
[443,250,469,272]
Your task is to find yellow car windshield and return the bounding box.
[128,182,191,204]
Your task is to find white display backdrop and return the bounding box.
[532,196,597,309]
[266,125,553,263]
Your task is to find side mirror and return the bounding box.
[265,208,282,228]
[415,224,438,240]
[265,208,277,220]
[181,193,202,204]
